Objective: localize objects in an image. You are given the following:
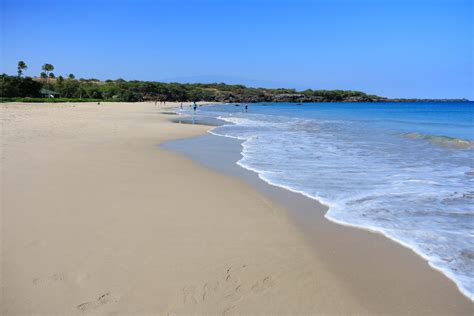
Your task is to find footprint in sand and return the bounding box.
[77,292,117,312]
[251,276,274,293]
[32,273,65,286]
[171,265,276,315]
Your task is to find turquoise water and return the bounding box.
[206,102,474,140]
[179,102,474,299]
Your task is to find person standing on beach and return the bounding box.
[193,102,197,112]
[245,104,248,112]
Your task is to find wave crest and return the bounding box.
[403,132,474,149]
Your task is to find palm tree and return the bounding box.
[48,72,55,79]
[41,63,54,90]
[17,61,28,77]
[41,63,54,77]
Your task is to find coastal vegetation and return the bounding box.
[1,62,469,103]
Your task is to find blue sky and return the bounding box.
[1,0,472,99]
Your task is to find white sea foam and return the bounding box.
[193,106,474,300]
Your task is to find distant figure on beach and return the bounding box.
[97,101,101,105]
[245,104,248,112]
[193,102,197,112]
[180,103,183,109]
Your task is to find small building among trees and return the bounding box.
[40,88,59,98]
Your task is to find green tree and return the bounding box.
[56,79,79,98]
[68,73,75,80]
[55,75,64,96]
[17,60,27,77]
[41,63,54,92]
[48,72,55,79]
[0,74,42,97]
[41,63,54,77]
[77,87,86,99]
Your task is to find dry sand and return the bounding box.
[0,102,472,315]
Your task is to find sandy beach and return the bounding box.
[1,102,472,315]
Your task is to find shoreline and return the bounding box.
[171,106,474,302]
[163,118,473,313]
[229,138,473,301]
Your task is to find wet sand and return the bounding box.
[163,128,474,315]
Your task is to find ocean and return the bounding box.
[178,102,473,300]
